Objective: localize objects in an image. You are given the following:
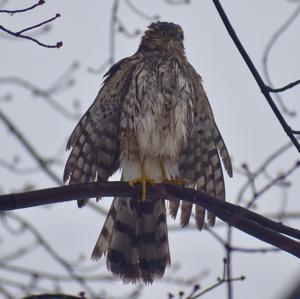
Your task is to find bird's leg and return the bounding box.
[128,158,156,201]
[159,159,169,182]
[160,159,188,185]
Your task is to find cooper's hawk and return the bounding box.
[64,21,232,284]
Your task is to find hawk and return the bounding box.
[64,21,232,284]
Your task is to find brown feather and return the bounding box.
[178,61,232,228]
[65,21,232,284]
[64,58,137,207]
[169,200,180,219]
[92,198,170,284]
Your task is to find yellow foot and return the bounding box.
[128,176,156,201]
[163,178,188,186]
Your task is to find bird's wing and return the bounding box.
[63,57,137,207]
[177,63,232,228]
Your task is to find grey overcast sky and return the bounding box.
[1,1,300,299]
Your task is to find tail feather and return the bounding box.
[195,205,205,230]
[91,199,117,259]
[136,200,170,283]
[180,201,192,227]
[107,198,140,282]
[91,197,170,283]
[169,200,180,219]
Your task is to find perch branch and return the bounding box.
[0,181,299,258]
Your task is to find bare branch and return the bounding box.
[267,79,300,93]
[212,0,300,152]
[88,0,158,74]
[231,247,280,254]
[162,0,191,5]
[225,226,233,299]
[246,160,300,208]
[0,15,62,48]
[0,110,62,184]
[262,3,300,116]
[1,212,98,297]
[236,139,298,204]
[0,0,44,14]
[0,157,60,175]
[124,0,158,21]
[0,72,80,120]
[16,14,60,35]
[0,181,300,258]
[185,259,245,299]
[21,294,83,299]
[0,1,62,48]
[116,17,141,38]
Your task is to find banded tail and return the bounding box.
[91,197,170,284]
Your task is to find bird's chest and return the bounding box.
[121,60,194,161]
[136,98,190,160]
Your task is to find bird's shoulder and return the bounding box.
[102,54,142,85]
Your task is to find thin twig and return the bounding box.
[0,76,79,120]
[236,140,297,204]
[226,226,233,299]
[1,212,98,297]
[246,160,300,208]
[21,294,83,299]
[116,17,141,38]
[231,247,279,253]
[0,0,44,14]
[16,14,61,34]
[262,3,300,116]
[124,0,157,21]
[266,79,300,93]
[163,0,191,5]
[0,24,62,48]
[188,259,244,299]
[0,12,62,48]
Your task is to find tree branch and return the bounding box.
[87,0,119,74]
[0,1,62,49]
[211,0,300,152]
[0,181,299,259]
[0,16,62,49]
[0,71,80,120]
[16,14,61,35]
[262,2,300,116]
[0,0,45,14]
[266,79,300,93]
[21,294,83,299]
[0,110,62,184]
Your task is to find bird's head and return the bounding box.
[138,21,185,54]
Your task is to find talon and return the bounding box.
[163,178,188,186]
[159,159,188,186]
[128,175,156,201]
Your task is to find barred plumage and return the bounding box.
[64,21,232,284]
[63,58,136,207]
[92,198,170,283]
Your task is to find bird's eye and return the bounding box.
[161,31,166,36]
